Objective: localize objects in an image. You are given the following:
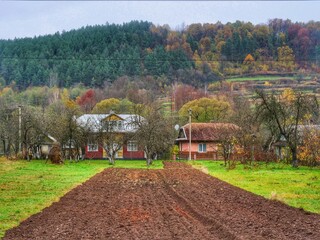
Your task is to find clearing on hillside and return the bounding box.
[4,162,320,240]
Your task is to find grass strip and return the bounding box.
[190,160,320,214]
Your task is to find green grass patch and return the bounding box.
[189,161,320,214]
[225,76,296,82]
[0,158,163,238]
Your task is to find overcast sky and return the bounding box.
[0,1,319,40]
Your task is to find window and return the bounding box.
[117,121,123,130]
[127,141,138,152]
[198,143,207,153]
[104,120,124,131]
[107,121,117,130]
[88,142,98,152]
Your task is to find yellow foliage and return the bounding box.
[92,98,121,114]
[0,87,13,96]
[281,88,296,102]
[243,54,255,64]
[298,127,320,165]
[65,99,78,110]
[61,89,70,104]
[192,50,202,70]
[179,97,232,123]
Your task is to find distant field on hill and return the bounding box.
[225,75,297,82]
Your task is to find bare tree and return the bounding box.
[255,89,319,167]
[45,101,86,161]
[0,104,19,158]
[220,128,239,168]
[94,118,131,165]
[20,106,45,160]
[133,104,176,166]
[231,96,263,165]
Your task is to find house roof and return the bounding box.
[176,122,240,142]
[76,113,143,133]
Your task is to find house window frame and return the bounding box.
[198,143,207,153]
[127,141,138,152]
[88,142,99,152]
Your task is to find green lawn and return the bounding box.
[0,158,162,238]
[190,160,320,214]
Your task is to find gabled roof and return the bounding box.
[76,113,143,133]
[176,122,240,142]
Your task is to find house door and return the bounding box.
[115,146,123,159]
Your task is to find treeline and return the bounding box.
[0,19,320,90]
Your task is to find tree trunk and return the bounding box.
[108,156,115,165]
[147,158,152,166]
[291,146,298,168]
[146,152,152,166]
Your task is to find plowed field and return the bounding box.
[4,162,320,240]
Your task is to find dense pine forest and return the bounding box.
[0,19,320,90]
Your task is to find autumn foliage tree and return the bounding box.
[173,84,206,111]
[298,126,320,166]
[92,98,121,114]
[76,89,96,113]
[92,98,134,114]
[277,45,296,71]
[179,97,232,123]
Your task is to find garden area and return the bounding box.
[0,158,162,238]
[2,161,320,240]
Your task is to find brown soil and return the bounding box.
[4,162,320,240]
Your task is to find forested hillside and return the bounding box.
[0,19,320,90]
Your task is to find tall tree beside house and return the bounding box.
[93,115,133,165]
[133,104,175,166]
[210,123,240,168]
[45,100,85,161]
[230,97,260,163]
[254,89,319,167]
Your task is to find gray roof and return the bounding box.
[76,113,143,133]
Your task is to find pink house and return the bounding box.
[176,122,240,160]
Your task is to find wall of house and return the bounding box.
[179,141,219,160]
[123,145,145,159]
[179,142,218,152]
[85,146,103,159]
[85,145,145,159]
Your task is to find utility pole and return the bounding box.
[18,105,22,154]
[251,134,256,165]
[188,108,192,160]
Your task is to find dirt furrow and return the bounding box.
[156,170,240,240]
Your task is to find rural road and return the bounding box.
[4,162,320,240]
